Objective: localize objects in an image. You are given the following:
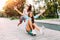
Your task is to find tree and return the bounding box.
[3,0,25,18]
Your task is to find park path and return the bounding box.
[0,18,60,40]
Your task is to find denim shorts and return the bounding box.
[19,16,26,22]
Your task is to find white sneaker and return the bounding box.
[40,25,45,35]
[32,30,37,34]
[40,28,43,35]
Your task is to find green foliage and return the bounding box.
[44,1,59,18]
[0,12,3,17]
[37,1,59,19]
[0,0,59,19]
[0,0,25,19]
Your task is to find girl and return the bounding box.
[14,4,45,36]
[26,9,45,36]
[26,4,46,36]
[17,4,29,26]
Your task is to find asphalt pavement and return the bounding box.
[0,18,60,40]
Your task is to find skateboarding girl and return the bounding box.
[14,4,45,36]
[17,4,29,26]
[26,5,45,36]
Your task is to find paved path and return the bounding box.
[0,18,60,40]
[35,19,60,25]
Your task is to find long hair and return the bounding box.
[27,5,35,29]
[28,13,35,29]
[31,15,34,23]
[28,12,34,23]
[27,4,32,12]
[27,4,34,23]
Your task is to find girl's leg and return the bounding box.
[17,16,24,26]
[26,24,36,36]
[26,19,33,32]
[17,18,22,26]
[28,20,37,34]
[28,20,33,30]
[33,23,40,31]
[26,20,37,35]
[26,22,31,32]
[18,21,22,26]
[26,20,36,36]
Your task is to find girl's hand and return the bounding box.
[40,9,45,13]
[14,6,17,10]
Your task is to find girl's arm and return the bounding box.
[14,7,24,16]
[34,9,45,18]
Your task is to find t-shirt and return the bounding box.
[23,8,28,16]
[23,14,40,28]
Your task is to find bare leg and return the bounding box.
[26,20,40,32]
[28,20,33,30]
[26,20,33,32]
[17,16,25,26]
[33,23,40,31]
[26,23,31,32]
[17,21,22,26]
[17,17,23,26]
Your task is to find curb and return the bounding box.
[35,20,60,25]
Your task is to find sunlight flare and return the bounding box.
[0,0,7,10]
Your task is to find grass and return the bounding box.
[0,16,59,20]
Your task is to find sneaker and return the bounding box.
[40,25,45,35]
[32,29,37,35]
[28,30,36,36]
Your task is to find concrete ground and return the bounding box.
[0,18,60,40]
